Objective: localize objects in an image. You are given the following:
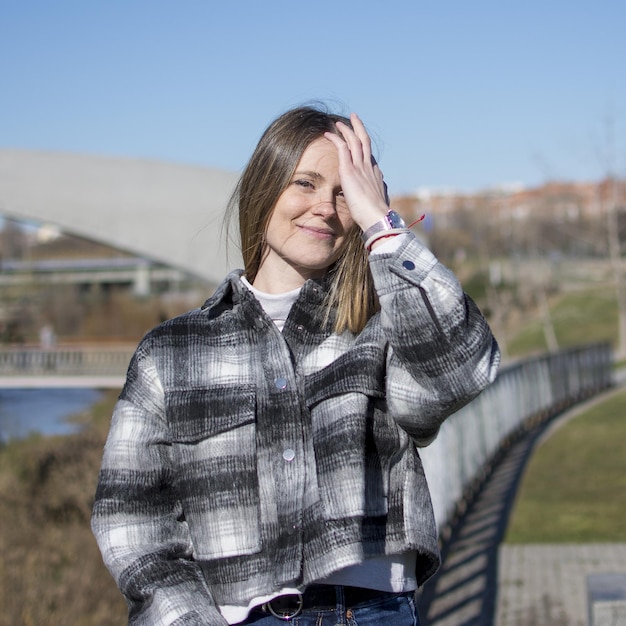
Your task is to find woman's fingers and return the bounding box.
[323,114,390,228]
[334,121,363,166]
[349,113,373,162]
[334,114,372,168]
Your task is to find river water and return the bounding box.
[0,388,104,442]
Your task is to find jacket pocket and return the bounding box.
[304,346,385,408]
[304,349,397,520]
[167,385,261,559]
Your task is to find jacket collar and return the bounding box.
[201,270,330,312]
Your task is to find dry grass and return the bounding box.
[0,390,127,626]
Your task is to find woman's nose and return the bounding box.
[313,201,335,216]
[312,194,337,217]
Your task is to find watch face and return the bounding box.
[386,210,406,229]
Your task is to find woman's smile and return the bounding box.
[296,222,337,239]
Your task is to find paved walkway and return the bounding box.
[417,386,626,626]
[496,544,626,626]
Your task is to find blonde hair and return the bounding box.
[228,105,379,334]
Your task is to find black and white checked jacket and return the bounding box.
[92,234,500,625]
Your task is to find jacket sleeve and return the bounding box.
[91,341,228,626]
[369,233,501,446]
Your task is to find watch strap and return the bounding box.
[361,210,406,243]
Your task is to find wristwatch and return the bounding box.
[361,210,407,244]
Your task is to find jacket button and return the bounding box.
[282,448,296,462]
[402,260,416,270]
[275,377,288,390]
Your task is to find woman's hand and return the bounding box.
[324,113,390,233]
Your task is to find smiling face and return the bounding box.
[252,137,355,293]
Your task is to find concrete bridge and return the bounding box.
[0,149,241,285]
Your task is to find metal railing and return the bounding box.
[0,341,615,533]
[0,346,135,377]
[420,342,614,531]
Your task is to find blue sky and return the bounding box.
[1,0,624,195]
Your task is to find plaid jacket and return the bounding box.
[92,234,500,625]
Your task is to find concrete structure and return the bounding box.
[0,149,241,285]
[0,257,191,296]
[587,573,626,626]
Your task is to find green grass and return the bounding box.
[551,289,617,346]
[505,388,626,543]
[506,286,618,357]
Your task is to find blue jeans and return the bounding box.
[238,589,420,625]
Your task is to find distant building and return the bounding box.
[390,178,626,227]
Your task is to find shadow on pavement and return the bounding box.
[416,418,558,626]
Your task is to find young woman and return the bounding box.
[92,106,500,625]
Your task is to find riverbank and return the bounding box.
[0,389,127,626]
[0,387,106,442]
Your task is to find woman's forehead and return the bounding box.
[295,137,339,173]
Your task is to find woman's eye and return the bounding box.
[294,179,314,190]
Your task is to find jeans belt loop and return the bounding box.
[264,593,304,620]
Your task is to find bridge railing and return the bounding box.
[420,342,614,533]
[1,341,615,532]
[0,346,135,377]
